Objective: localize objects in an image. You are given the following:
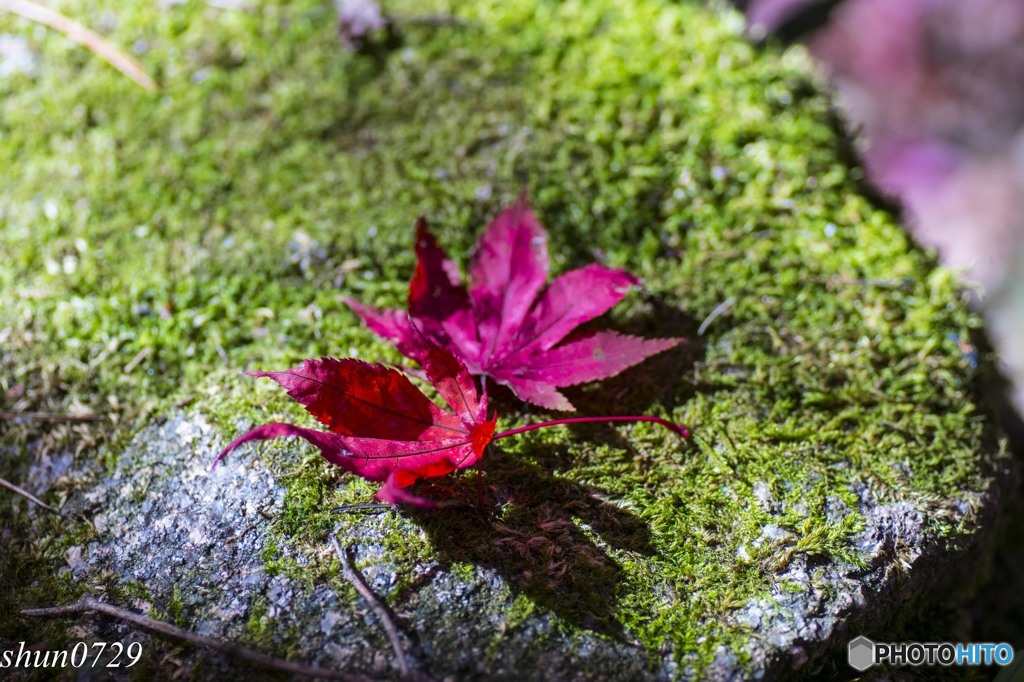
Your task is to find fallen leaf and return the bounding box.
[345,198,684,410]
[215,343,496,506]
[217,340,690,506]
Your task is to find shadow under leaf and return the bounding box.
[407,447,655,638]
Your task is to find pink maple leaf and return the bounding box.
[345,198,684,410]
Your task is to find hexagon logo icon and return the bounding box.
[848,636,876,672]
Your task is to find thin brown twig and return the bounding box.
[0,410,102,423]
[0,0,158,90]
[0,476,57,513]
[20,596,377,681]
[331,536,414,680]
[331,503,393,514]
[123,346,152,373]
[697,296,735,336]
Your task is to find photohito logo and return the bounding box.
[848,636,875,672]
[848,637,1014,670]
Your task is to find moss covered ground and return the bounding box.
[0,0,1006,676]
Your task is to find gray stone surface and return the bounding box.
[46,413,660,680]
[6,411,1011,681]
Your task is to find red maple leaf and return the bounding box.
[216,342,689,506]
[215,344,498,506]
[345,198,684,411]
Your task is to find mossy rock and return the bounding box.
[0,0,1012,680]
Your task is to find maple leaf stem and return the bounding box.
[492,415,690,441]
[476,458,484,509]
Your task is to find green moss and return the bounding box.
[0,0,1005,677]
[450,562,477,582]
[243,597,272,648]
[504,593,540,633]
[166,585,186,627]
[260,535,284,577]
